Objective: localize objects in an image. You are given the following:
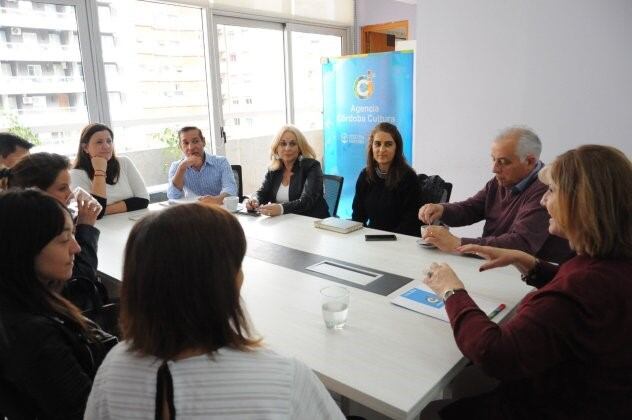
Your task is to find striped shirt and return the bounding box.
[84,342,345,419]
[167,152,237,199]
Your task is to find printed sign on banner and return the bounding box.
[322,50,414,219]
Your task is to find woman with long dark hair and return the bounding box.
[0,189,115,419]
[71,123,148,215]
[352,122,420,235]
[85,204,343,419]
[4,152,108,311]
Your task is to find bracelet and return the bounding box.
[521,258,540,283]
[93,173,106,177]
[442,288,465,302]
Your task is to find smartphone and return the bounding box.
[365,234,397,241]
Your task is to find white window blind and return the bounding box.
[209,0,353,26]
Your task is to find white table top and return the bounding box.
[96,205,532,419]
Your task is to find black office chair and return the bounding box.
[231,164,244,201]
[418,174,452,205]
[323,174,344,217]
[440,182,453,203]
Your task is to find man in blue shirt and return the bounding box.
[167,126,237,205]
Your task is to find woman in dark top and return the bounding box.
[422,145,632,419]
[352,122,420,236]
[0,189,115,420]
[5,152,108,311]
[246,125,329,218]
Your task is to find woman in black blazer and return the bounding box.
[246,125,329,218]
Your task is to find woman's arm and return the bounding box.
[393,171,422,235]
[4,318,93,419]
[282,159,324,215]
[351,170,368,224]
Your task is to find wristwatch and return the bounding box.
[520,258,541,283]
[442,288,465,302]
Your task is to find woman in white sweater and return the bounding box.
[71,123,148,216]
[85,204,345,419]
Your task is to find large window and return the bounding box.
[0,0,90,155]
[291,30,342,130]
[0,0,349,190]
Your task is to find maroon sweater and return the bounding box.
[441,177,572,263]
[442,256,632,419]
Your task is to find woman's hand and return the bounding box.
[258,203,283,217]
[75,197,101,226]
[245,198,259,211]
[457,244,536,274]
[423,262,465,297]
[91,156,108,173]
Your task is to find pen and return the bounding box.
[488,303,506,320]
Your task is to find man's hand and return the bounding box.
[418,203,444,224]
[422,225,461,252]
[198,195,224,206]
[181,155,203,169]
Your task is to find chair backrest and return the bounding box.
[231,164,244,201]
[418,174,452,205]
[323,174,344,217]
[440,182,453,203]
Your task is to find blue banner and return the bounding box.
[322,51,414,219]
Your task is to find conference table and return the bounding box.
[95,203,532,420]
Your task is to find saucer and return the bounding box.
[416,238,436,249]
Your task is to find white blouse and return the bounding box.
[70,155,148,204]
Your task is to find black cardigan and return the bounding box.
[351,167,421,236]
[0,310,99,420]
[254,157,330,218]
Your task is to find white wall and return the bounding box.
[414,0,632,237]
[356,0,417,48]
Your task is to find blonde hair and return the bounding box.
[539,145,632,258]
[268,125,316,170]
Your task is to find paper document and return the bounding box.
[390,280,501,323]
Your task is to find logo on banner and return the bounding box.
[353,70,374,99]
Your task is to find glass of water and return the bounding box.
[320,286,350,329]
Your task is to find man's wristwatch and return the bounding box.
[442,288,465,302]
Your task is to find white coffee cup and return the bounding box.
[420,223,449,245]
[223,195,239,212]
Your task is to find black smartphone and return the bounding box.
[365,234,397,241]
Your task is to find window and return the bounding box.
[291,31,342,130]
[97,0,213,187]
[0,1,90,155]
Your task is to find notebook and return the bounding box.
[314,217,363,234]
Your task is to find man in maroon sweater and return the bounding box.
[419,126,572,263]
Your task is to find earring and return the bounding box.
[273,154,280,160]
[298,154,303,161]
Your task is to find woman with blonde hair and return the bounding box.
[421,145,632,419]
[85,204,344,419]
[246,125,329,218]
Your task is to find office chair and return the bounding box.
[323,174,344,217]
[418,174,452,205]
[231,164,244,201]
[440,182,453,203]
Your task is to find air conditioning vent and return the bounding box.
[11,27,22,36]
